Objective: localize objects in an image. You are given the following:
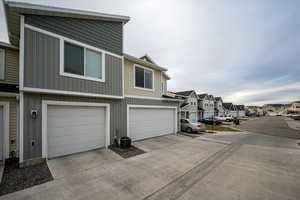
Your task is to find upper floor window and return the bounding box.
[134,65,154,90]
[0,49,4,80]
[62,41,104,82]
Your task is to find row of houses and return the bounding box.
[262,101,300,116]
[170,90,245,123]
[0,1,246,166]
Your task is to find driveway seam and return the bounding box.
[142,136,251,200]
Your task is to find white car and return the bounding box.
[180,119,206,133]
[215,116,227,121]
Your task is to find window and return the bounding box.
[186,112,189,119]
[63,42,103,81]
[0,49,4,80]
[134,65,154,90]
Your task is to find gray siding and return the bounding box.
[23,93,126,160]
[25,15,123,56]
[23,94,179,161]
[24,28,122,96]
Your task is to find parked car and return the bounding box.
[225,116,234,122]
[180,119,206,133]
[199,118,222,125]
[215,116,227,121]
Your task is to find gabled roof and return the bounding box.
[236,105,245,110]
[175,90,195,97]
[223,103,233,110]
[139,54,157,65]
[214,97,223,102]
[124,53,168,72]
[198,93,208,99]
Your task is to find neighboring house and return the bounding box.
[124,53,180,141]
[175,90,198,123]
[3,1,180,166]
[0,41,19,162]
[236,105,245,117]
[223,103,237,117]
[289,101,300,114]
[198,94,215,119]
[262,104,284,116]
[246,106,263,116]
[214,97,224,117]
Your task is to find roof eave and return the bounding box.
[124,53,168,72]
[6,1,130,23]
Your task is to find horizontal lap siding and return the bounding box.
[25,15,123,56]
[24,28,122,96]
[0,97,18,157]
[0,49,19,85]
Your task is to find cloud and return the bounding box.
[1,0,299,106]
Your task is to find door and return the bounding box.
[129,107,176,141]
[0,106,3,161]
[47,105,106,158]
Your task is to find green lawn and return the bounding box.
[205,125,241,132]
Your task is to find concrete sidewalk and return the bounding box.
[0,134,227,200]
[1,131,300,200]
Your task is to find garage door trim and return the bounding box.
[127,105,178,139]
[42,100,110,159]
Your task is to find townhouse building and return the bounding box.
[198,94,215,119]
[1,1,180,167]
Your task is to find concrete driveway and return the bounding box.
[1,131,300,200]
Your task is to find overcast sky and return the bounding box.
[1,0,299,106]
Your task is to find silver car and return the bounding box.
[180,119,206,133]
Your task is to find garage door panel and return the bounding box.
[129,107,175,141]
[47,105,106,158]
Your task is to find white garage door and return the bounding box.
[129,107,176,141]
[47,105,106,158]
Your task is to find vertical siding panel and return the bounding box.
[24,29,122,96]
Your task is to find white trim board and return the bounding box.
[127,104,178,139]
[125,95,183,102]
[41,100,110,159]
[19,92,24,163]
[22,87,124,99]
[0,101,10,160]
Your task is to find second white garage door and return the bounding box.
[129,107,176,141]
[47,105,106,158]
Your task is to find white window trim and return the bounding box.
[127,105,178,140]
[0,48,5,80]
[133,64,155,92]
[60,39,105,82]
[41,100,110,159]
[0,101,10,160]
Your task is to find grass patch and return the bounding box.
[205,125,241,132]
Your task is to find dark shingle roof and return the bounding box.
[198,93,208,99]
[175,90,195,97]
[223,103,233,110]
[215,97,222,101]
[236,105,245,110]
